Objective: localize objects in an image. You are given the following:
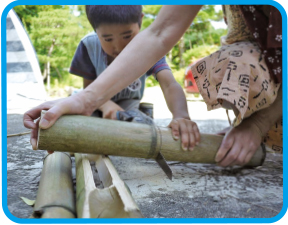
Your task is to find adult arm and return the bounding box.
[84,78,124,120]
[215,85,282,167]
[23,5,202,148]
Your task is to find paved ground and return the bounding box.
[5,7,283,220]
[6,86,283,219]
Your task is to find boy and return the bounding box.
[25,5,200,152]
[70,5,160,120]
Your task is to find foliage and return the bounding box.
[141,5,162,29]
[142,5,227,70]
[24,7,93,90]
[172,68,185,88]
[183,45,220,65]
[14,5,227,92]
[14,5,63,32]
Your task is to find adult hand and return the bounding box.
[23,92,95,150]
[168,118,200,151]
[215,118,263,167]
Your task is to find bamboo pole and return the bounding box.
[75,154,143,218]
[7,131,30,137]
[32,152,76,218]
[37,112,265,167]
[75,153,96,218]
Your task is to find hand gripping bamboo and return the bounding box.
[37,112,265,167]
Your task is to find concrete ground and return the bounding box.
[6,86,283,219]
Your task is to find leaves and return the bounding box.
[20,197,35,206]
[14,5,227,89]
[142,5,227,70]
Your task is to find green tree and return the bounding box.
[141,5,162,30]
[13,5,62,32]
[28,7,92,89]
[141,5,227,70]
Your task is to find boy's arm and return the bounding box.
[84,78,124,120]
[157,70,200,151]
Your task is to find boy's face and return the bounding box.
[96,23,140,59]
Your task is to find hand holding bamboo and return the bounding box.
[37,111,265,167]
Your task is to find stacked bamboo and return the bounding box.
[33,112,266,218]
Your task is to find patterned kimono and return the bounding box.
[191,5,283,153]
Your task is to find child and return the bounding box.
[25,5,200,152]
[70,5,163,120]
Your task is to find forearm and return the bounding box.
[83,77,122,112]
[161,81,190,119]
[248,84,282,136]
[82,5,202,112]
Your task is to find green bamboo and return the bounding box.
[33,152,76,218]
[75,154,143,218]
[37,113,265,167]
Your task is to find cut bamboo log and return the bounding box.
[37,112,265,167]
[75,153,96,218]
[33,152,76,218]
[75,154,143,218]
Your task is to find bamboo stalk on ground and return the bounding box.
[32,152,76,218]
[75,154,143,218]
[37,112,266,167]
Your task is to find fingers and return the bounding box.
[23,99,62,129]
[192,123,200,145]
[215,125,262,167]
[29,118,40,150]
[39,103,68,129]
[237,142,259,166]
[217,143,242,167]
[179,121,189,151]
[243,151,255,165]
[39,109,60,129]
[169,119,200,151]
[215,132,234,164]
[30,128,37,150]
[23,106,42,129]
[168,120,180,140]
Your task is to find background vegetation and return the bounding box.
[14,5,227,96]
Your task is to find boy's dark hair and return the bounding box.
[86,5,143,30]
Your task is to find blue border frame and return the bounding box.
[1,0,287,223]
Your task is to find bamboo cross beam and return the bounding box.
[75,154,143,218]
[37,112,265,167]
